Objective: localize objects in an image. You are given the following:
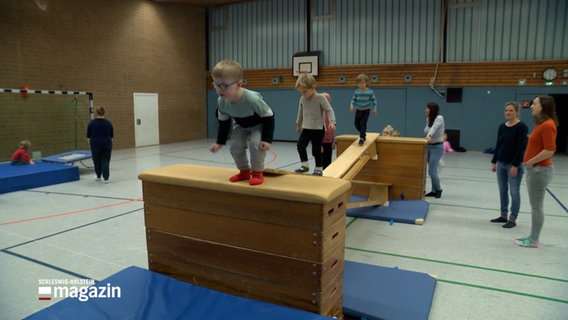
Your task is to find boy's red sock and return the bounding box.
[229,169,251,182]
[249,171,264,185]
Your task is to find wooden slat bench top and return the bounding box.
[139,164,351,204]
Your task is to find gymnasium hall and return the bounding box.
[1,1,567,319]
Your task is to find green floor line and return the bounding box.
[442,176,497,183]
[346,217,358,229]
[431,202,567,218]
[439,175,568,189]
[438,278,568,304]
[345,246,568,283]
[432,202,527,213]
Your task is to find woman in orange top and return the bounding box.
[515,96,558,248]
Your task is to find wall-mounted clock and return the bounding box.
[542,68,557,81]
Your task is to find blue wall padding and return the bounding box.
[208,87,567,152]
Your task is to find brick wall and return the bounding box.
[0,0,206,160]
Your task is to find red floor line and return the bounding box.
[0,198,143,226]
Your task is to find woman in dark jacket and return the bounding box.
[490,101,528,229]
[87,106,114,183]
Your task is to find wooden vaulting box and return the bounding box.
[336,135,428,200]
[138,164,352,319]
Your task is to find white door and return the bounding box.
[133,93,160,147]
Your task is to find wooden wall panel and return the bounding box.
[207,60,568,89]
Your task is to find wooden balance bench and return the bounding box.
[138,164,351,319]
[323,133,392,208]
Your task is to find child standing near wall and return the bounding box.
[443,132,455,154]
[295,74,336,176]
[349,74,377,145]
[11,140,35,165]
[439,132,455,176]
[209,60,275,186]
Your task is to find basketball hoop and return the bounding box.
[33,0,49,11]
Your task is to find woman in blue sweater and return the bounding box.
[490,101,528,228]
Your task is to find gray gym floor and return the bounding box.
[1,139,567,319]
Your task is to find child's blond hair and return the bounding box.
[382,125,394,136]
[356,73,370,85]
[212,60,243,81]
[295,73,317,90]
[19,140,31,149]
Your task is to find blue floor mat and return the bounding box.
[343,261,437,320]
[347,199,430,225]
[0,162,79,194]
[26,266,334,320]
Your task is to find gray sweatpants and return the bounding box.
[230,123,266,172]
[526,166,554,241]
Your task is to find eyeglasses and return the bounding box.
[212,80,238,91]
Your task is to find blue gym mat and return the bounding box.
[41,150,92,165]
[26,266,334,320]
[343,261,437,320]
[0,162,79,194]
[347,199,430,225]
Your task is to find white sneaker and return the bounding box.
[103,179,110,184]
[95,178,101,182]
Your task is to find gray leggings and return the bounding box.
[230,123,266,172]
[526,166,554,241]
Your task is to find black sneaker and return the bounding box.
[502,221,516,228]
[490,216,508,223]
[425,191,436,197]
[358,138,365,145]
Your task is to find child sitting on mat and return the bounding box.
[209,59,275,186]
[11,140,35,165]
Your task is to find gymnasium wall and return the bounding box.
[0,0,206,158]
[207,0,567,68]
[206,0,568,153]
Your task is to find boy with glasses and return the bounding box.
[209,60,275,185]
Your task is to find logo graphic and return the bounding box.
[38,278,121,302]
[38,286,52,301]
